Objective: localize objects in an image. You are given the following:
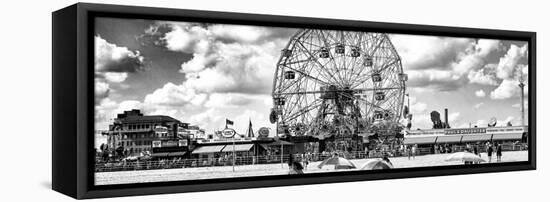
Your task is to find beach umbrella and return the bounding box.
[317,157,356,169]
[360,159,393,170]
[445,152,485,162]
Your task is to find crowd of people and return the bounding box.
[97,140,514,173]
[462,142,503,163]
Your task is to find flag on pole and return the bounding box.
[246,119,255,138]
[225,119,234,128]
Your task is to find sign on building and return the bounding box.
[444,128,486,135]
[178,139,188,147]
[152,141,162,148]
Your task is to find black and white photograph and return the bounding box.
[4,0,550,201]
[93,17,530,186]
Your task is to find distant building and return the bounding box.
[403,126,528,155]
[105,109,189,156]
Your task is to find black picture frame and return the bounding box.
[52,3,536,199]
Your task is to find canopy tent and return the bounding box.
[461,134,493,143]
[317,156,356,169]
[491,133,523,141]
[192,145,226,154]
[361,159,393,170]
[221,144,254,152]
[403,136,437,145]
[435,135,463,144]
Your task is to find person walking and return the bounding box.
[382,153,393,167]
[473,144,480,164]
[496,143,503,162]
[287,153,295,172]
[407,145,411,160]
[411,144,417,159]
[289,161,304,175]
[303,152,310,170]
[487,143,494,163]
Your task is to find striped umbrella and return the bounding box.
[360,159,393,170]
[317,157,356,169]
[445,152,486,162]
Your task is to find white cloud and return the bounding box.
[204,93,269,109]
[407,69,466,91]
[451,39,500,75]
[95,36,145,72]
[149,22,292,95]
[410,114,433,130]
[103,72,128,83]
[496,44,528,80]
[448,112,461,126]
[475,39,501,57]
[476,119,488,127]
[209,25,270,43]
[407,96,427,114]
[395,36,501,91]
[490,79,522,99]
[467,64,498,86]
[391,35,472,70]
[475,89,486,97]
[158,22,211,54]
[488,44,529,100]
[144,82,207,107]
[187,108,225,132]
[94,36,146,104]
[95,80,110,104]
[474,102,484,109]
[410,102,427,114]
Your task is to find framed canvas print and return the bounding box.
[52,3,536,199]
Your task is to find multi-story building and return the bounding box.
[106,109,189,156]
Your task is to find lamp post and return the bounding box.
[406,93,410,110]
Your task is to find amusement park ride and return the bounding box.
[270,29,408,152]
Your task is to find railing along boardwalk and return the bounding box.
[95,144,527,172]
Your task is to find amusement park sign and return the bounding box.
[444,128,486,135]
[222,128,236,138]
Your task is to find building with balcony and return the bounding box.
[105,109,189,156]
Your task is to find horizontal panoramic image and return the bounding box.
[93,17,529,185]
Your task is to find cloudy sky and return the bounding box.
[94,17,529,134]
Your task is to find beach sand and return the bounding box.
[95,150,528,185]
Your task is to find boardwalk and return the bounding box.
[96,151,528,185]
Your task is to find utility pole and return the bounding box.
[518,70,526,127]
